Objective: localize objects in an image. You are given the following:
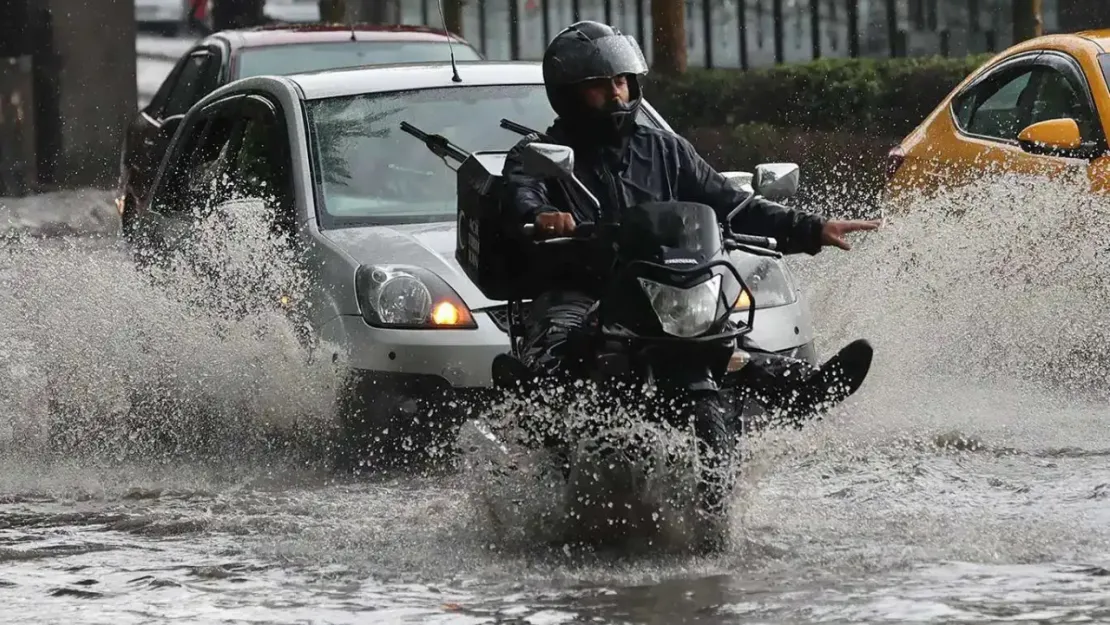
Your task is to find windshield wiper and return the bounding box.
[399,121,470,165]
[499,118,548,140]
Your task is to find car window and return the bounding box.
[223,101,296,234]
[163,52,215,118]
[1098,53,1110,96]
[183,116,243,211]
[1028,69,1098,139]
[152,106,244,215]
[147,53,193,116]
[305,84,657,227]
[956,68,1036,141]
[234,41,483,79]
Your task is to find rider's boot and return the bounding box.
[730,338,873,427]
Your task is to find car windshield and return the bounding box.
[235,41,482,78]
[305,84,658,226]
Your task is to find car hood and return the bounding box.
[319,221,501,310]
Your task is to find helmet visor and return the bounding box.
[547,34,649,85]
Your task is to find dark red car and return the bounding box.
[117,23,483,234]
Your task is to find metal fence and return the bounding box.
[386,0,1062,68]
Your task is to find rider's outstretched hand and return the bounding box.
[820,219,881,251]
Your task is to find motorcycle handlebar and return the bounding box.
[521,222,597,240]
[520,223,779,255]
[730,234,778,250]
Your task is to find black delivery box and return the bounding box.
[456,150,598,303]
[456,150,531,302]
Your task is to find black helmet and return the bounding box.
[542,21,649,143]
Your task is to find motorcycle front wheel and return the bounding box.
[687,392,738,553]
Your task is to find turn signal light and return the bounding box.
[432,301,471,326]
[733,290,752,311]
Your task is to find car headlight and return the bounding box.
[354,264,477,329]
[729,252,797,311]
[637,274,723,338]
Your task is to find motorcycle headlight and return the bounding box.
[729,252,797,310]
[637,274,723,338]
[355,264,477,329]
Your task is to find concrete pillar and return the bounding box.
[34,0,137,189]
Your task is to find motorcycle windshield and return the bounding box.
[616,201,723,263]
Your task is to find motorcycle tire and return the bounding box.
[689,392,736,554]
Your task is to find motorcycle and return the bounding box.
[493,140,874,550]
[400,121,873,552]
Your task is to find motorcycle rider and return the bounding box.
[501,20,879,422]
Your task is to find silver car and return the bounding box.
[127,60,817,466]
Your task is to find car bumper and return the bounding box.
[321,311,511,389]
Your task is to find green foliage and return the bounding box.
[642,54,995,215]
[684,123,896,218]
[645,53,994,138]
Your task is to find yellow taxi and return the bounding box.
[885,29,1110,203]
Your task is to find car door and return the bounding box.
[139,95,248,260]
[941,51,1102,187]
[125,46,223,209]
[200,93,321,336]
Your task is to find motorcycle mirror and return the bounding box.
[519,142,576,179]
[753,163,800,201]
[519,141,602,211]
[720,171,754,192]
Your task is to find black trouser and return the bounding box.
[519,290,598,377]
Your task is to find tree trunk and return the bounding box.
[651,0,686,75]
[443,0,463,37]
[1013,0,1043,43]
[846,0,860,57]
[357,0,391,23]
[211,0,265,30]
[319,0,347,22]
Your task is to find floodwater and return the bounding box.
[3,174,1110,624]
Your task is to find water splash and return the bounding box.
[0,197,343,481]
[459,372,759,558]
[780,171,1110,450]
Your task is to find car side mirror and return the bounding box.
[753,163,800,201]
[1017,118,1089,156]
[518,141,601,211]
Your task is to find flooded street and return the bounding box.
[5,423,1110,623]
[4,176,1110,623]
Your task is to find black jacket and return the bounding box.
[502,119,828,256]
